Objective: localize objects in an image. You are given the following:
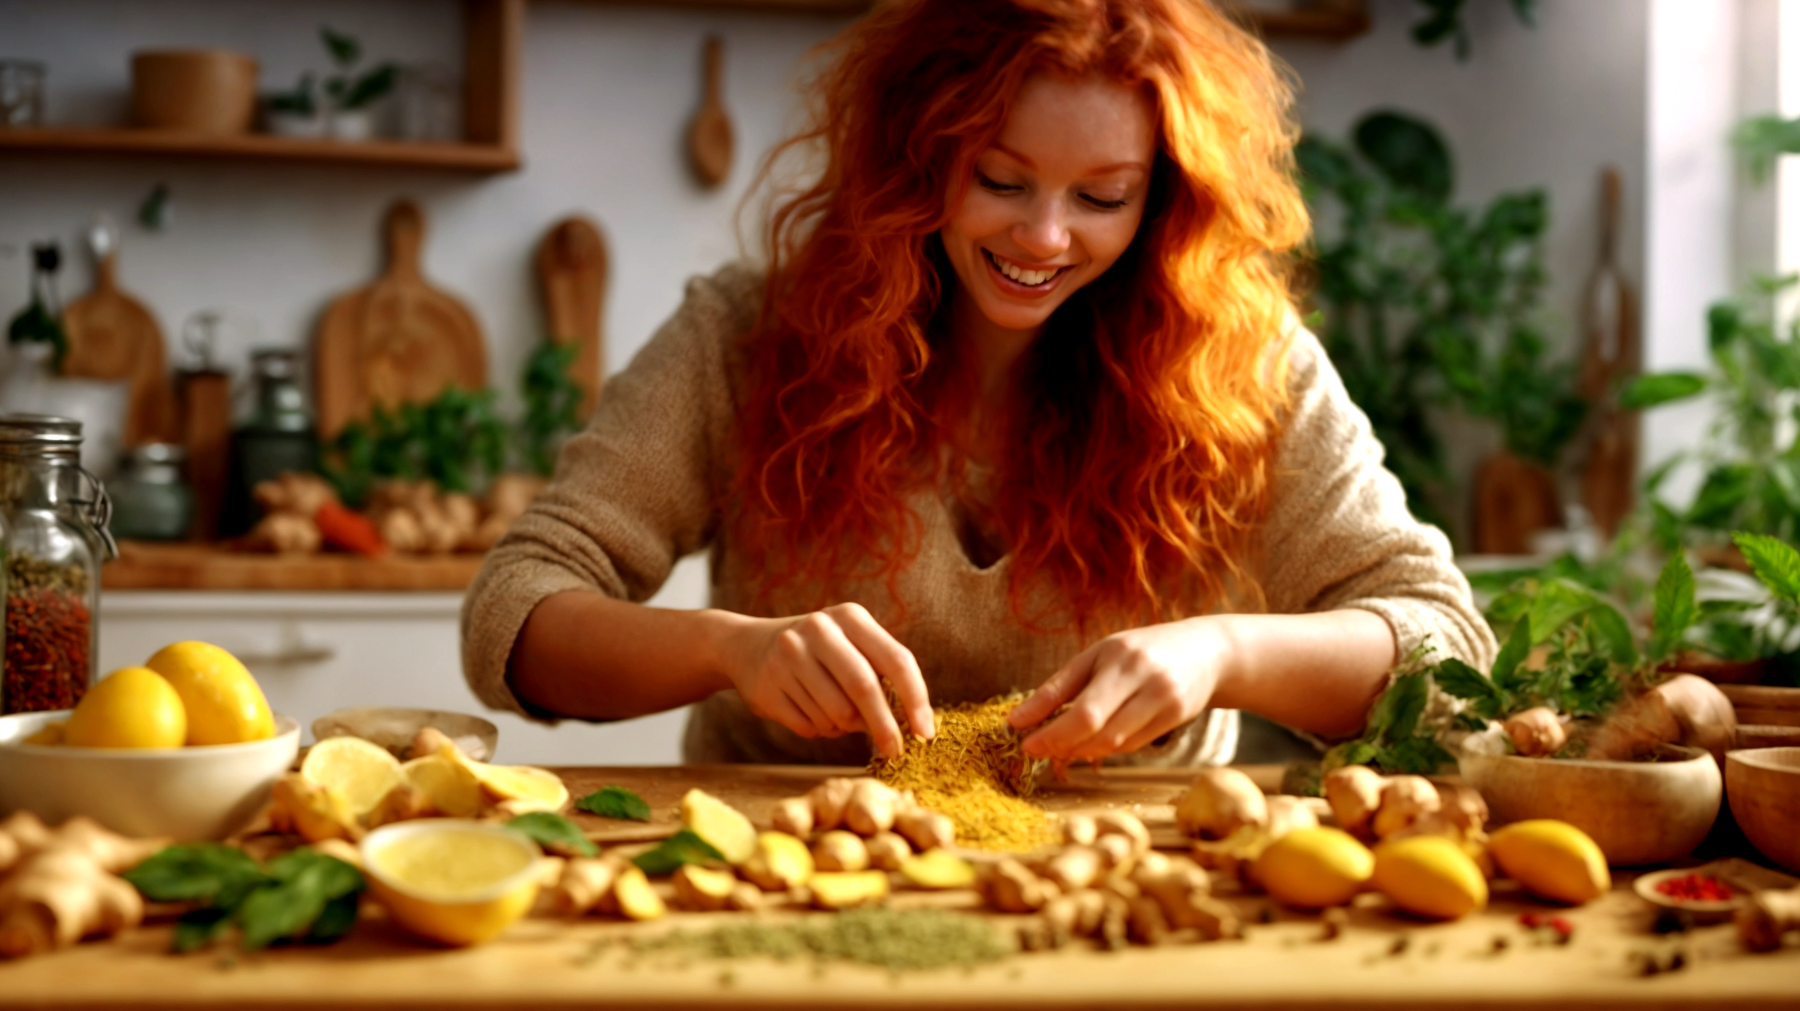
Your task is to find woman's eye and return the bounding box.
[1082,193,1130,210]
[976,171,1022,194]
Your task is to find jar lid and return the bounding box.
[0,414,83,446]
[127,442,186,465]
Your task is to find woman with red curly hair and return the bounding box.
[464,0,1494,766]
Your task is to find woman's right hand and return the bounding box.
[716,602,933,759]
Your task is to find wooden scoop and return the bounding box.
[62,222,176,445]
[687,36,733,188]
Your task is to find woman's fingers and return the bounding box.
[1009,646,1098,731]
[831,603,935,742]
[1071,689,1168,761]
[1020,658,1145,759]
[806,615,914,755]
[756,685,819,739]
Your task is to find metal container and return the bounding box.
[223,349,319,536]
[0,415,115,714]
[107,443,194,541]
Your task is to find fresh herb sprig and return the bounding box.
[124,845,364,954]
[506,811,598,858]
[632,830,724,877]
[575,785,652,822]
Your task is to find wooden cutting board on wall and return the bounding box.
[61,253,176,445]
[535,216,608,416]
[314,200,488,439]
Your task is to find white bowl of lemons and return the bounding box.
[0,641,300,841]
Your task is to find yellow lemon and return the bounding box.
[1372,835,1489,921]
[1254,827,1375,909]
[144,641,274,746]
[65,667,187,749]
[401,753,486,818]
[361,820,543,946]
[1489,820,1610,905]
[302,736,406,819]
[442,747,569,813]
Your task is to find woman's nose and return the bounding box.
[1013,197,1070,261]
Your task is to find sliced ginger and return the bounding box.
[808,871,889,910]
[741,832,813,891]
[680,789,756,865]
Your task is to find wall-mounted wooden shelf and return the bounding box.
[0,0,523,175]
[0,0,1363,176]
[0,128,519,172]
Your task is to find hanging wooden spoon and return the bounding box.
[687,36,733,188]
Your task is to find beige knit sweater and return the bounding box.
[462,264,1496,765]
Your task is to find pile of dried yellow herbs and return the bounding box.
[870,694,1059,852]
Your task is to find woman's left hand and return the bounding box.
[1007,617,1239,762]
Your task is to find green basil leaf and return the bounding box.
[124,845,269,907]
[1490,620,1532,695]
[1734,531,1800,604]
[632,829,725,877]
[1619,371,1707,410]
[1431,657,1507,720]
[1526,580,1599,644]
[306,892,362,944]
[172,907,234,954]
[238,851,364,950]
[507,811,598,858]
[1650,552,1699,661]
[576,785,652,823]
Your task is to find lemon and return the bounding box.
[144,641,275,746]
[443,748,569,813]
[1489,820,1610,905]
[362,821,542,946]
[302,736,406,818]
[1372,835,1489,921]
[401,753,486,817]
[1254,827,1375,909]
[64,667,187,749]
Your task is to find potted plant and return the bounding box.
[263,72,322,137]
[1298,110,1586,546]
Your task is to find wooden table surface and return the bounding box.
[2,766,1796,1011]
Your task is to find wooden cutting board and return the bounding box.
[61,252,176,446]
[315,200,488,439]
[535,216,608,416]
[1579,167,1641,538]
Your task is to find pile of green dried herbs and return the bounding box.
[625,907,1016,974]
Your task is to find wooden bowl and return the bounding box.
[1459,745,1721,866]
[1725,747,1800,874]
[312,707,498,763]
[131,50,258,134]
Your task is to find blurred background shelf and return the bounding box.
[0,129,519,172]
[102,542,486,592]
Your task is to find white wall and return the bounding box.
[1273,0,1650,534]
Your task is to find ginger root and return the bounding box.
[672,864,736,912]
[1738,887,1800,953]
[894,806,954,852]
[0,815,163,959]
[865,832,912,872]
[1323,766,1385,839]
[741,832,813,891]
[808,870,889,910]
[1174,768,1268,841]
[770,797,815,838]
[1504,707,1568,758]
[812,831,870,873]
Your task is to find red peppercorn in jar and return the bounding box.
[0,415,114,715]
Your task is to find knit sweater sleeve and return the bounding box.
[1255,326,1497,672]
[460,264,760,720]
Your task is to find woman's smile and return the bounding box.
[982,248,1074,296]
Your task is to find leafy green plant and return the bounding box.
[1735,113,1800,182]
[267,73,317,117]
[320,26,397,112]
[519,339,586,477]
[323,386,509,506]
[1621,278,1800,545]
[1299,110,1583,528]
[1410,0,1537,60]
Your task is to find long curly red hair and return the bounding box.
[734,0,1310,628]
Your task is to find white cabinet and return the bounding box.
[97,556,710,766]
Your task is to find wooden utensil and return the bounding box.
[177,369,231,541]
[314,199,488,439]
[61,225,176,446]
[1578,167,1641,538]
[687,36,733,188]
[535,217,608,416]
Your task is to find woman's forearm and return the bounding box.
[1210,609,1397,739]
[507,590,745,720]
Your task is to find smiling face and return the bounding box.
[940,72,1158,344]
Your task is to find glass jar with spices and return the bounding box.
[0,415,116,714]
